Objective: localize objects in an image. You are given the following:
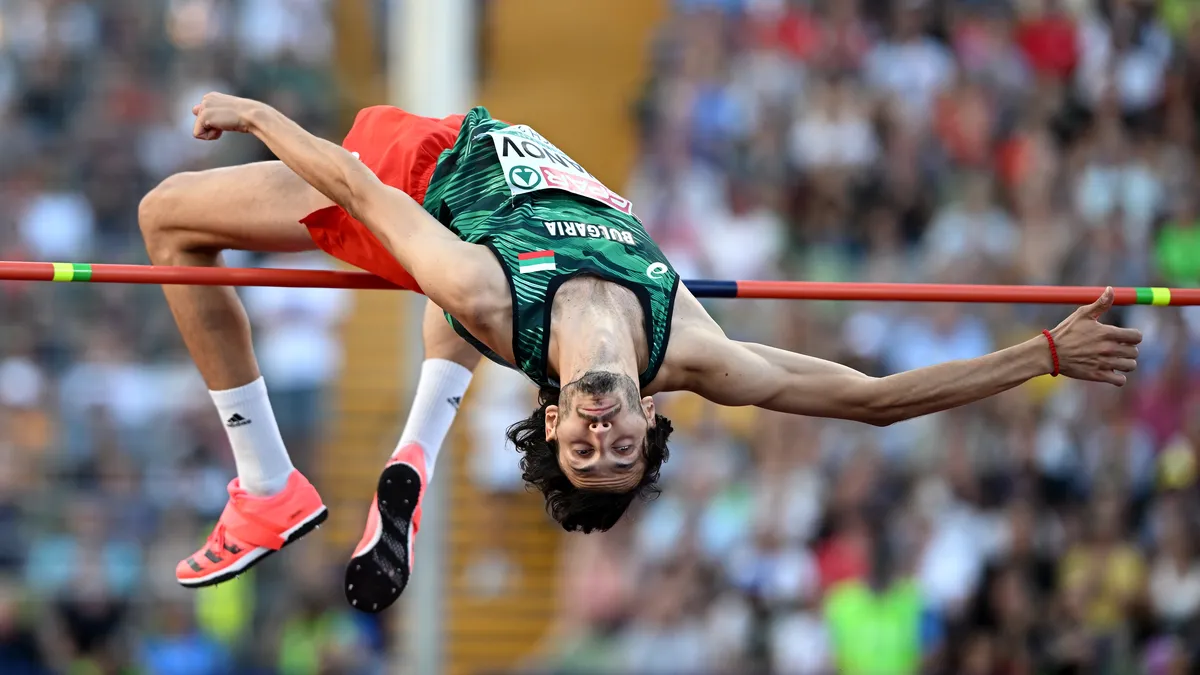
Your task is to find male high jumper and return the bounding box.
[138,93,1140,613]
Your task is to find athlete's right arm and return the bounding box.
[191,92,506,326]
[199,93,455,246]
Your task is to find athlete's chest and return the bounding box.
[453,271,653,375]
[543,279,651,377]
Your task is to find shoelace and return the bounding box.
[205,492,248,556]
[207,522,229,554]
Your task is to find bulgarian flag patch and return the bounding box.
[518,250,556,274]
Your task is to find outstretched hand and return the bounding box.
[1049,287,1142,386]
[192,92,262,141]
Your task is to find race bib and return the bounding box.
[487,125,634,215]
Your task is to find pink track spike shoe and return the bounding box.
[345,442,428,613]
[177,470,327,588]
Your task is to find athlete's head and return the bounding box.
[507,371,673,533]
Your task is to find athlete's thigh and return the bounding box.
[145,160,333,253]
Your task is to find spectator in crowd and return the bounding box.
[138,601,230,675]
[826,520,924,675]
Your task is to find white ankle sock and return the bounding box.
[209,377,295,497]
[396,359,474,479]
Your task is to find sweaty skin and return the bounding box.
[191,92,1143,448]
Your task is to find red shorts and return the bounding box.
[300,106,465,293]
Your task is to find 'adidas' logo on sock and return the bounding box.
[447,396,462,410]
[226,413,251,428]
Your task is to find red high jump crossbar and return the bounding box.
[1,260,1198,306]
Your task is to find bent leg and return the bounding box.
[396,300,481,472]
[346,299,479,612]
[148,162,337,587]
[139,161,333,390]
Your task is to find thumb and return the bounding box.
[1086,287,1115,319]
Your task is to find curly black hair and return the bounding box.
[506,386,673,533]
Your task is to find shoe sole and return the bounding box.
[344,463,422,613]
[177,506,329,589]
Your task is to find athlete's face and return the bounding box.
[545,371,654,492]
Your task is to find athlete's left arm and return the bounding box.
[675,294,1139,425]
[674,335,1053,426]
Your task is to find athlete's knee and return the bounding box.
[425,335,481,369]
[421,302,482,368]
[139,172,208,262]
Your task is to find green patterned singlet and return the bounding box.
[421,107,679,390]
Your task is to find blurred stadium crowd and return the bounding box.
[2,0,1200,674]
[0,1,381,674]
[536,0,1200,673]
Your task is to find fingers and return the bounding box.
[1105,326,1143,344]
[1103,343,1139,359]
[1084,287,1115,320]
[1095,370,1128,386]
[1103,357,1138,373]
[191,115,218,141]
[1099,341,1137,357]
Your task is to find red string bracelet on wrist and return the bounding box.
[1041,329,1059,377]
